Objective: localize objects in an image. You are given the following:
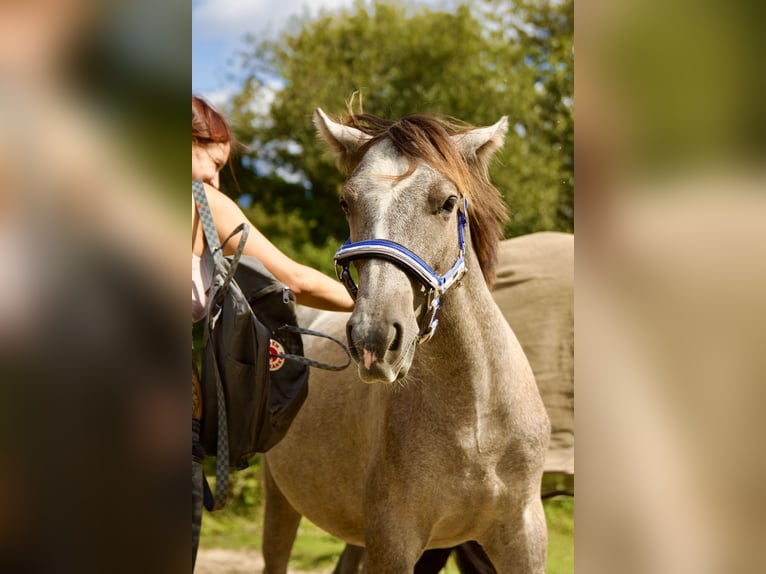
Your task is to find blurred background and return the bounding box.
[576,0,766,573]
[0,0,188,572]
[1,0,764,571]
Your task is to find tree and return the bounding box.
[477,0,574,232]
[225,0,573,258]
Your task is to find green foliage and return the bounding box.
[241,202,342,276]
[199,512,261,551]
[544,497,575,573]
[192,321,203,367]
[225,0,573,249]
[289,520,346,570]
[476,0,574,234]
[202,455,264,516]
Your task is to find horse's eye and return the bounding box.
[441,196,458,214]
[339,198,349,214]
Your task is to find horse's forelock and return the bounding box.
[342,112,508,287]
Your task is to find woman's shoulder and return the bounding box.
[199,183,252,238]
[200,182,226,204]
[201,183,240,215]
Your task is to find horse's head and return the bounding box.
[314,107,508,383]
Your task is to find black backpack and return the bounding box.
[192,180,350,509]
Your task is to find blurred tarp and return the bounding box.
[493,232,574,476]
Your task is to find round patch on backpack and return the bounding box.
[269,339,285,371]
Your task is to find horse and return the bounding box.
[261,108,551,574]
[332,231,575,573]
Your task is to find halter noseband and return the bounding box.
[334,198,468,344]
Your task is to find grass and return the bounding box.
[199,508,345,570]
[289,520,346,571]
[199,512,262,551]
[199,496,573,573]
[543,496,574,574]
[413,497,573,574]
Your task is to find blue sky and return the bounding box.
[193,0,355,102]
[192,0,456,105]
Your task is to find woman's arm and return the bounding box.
[202,183,354,312]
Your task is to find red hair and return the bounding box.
[192,95,232,145]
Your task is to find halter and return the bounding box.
[334,198,468,344]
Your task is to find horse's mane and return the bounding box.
[339,110,509,288]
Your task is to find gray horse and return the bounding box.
[334,231,575,573]
[262,109,551,573]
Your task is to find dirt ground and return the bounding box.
[195,548,333,574]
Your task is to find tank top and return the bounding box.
[192,253,211,323]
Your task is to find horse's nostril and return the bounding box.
[389,322,403,352]
[346,323,360,360]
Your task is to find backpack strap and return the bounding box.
[273,325,352,371]
[192,180,224,261]
[192,179,243,510]
[202,474,217,512]
[203,334,230,509]
[192,180,249,287]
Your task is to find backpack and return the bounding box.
[192,180,351,509]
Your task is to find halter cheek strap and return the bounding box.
[334,199,468,344]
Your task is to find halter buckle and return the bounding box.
[415,291,441,344]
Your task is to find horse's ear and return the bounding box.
[452,117,509,165]
[313,108,372,160]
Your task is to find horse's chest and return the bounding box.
[425,457,512,543]
[450,418,527,491]
[456,432,514,485]
[408,424,515,496]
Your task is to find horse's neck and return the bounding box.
[406,258,521,455]
[417,253,511,390]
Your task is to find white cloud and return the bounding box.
[192,0,456,94]
[193,0,454,40]
[201,88,235,109]
[193,0,353,40]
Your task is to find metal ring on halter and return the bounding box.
[334,198,468,344]
[415,291,441,344]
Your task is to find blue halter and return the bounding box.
[334,198,468,344]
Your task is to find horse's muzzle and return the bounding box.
[346,316,408,384]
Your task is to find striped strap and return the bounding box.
[192,179,239,509]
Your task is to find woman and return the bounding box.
[191,95,353,569]
[191,96,354,315]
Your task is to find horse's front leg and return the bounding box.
[261,459,302,574]
[363,509,426,574]
[479,497,548,574]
